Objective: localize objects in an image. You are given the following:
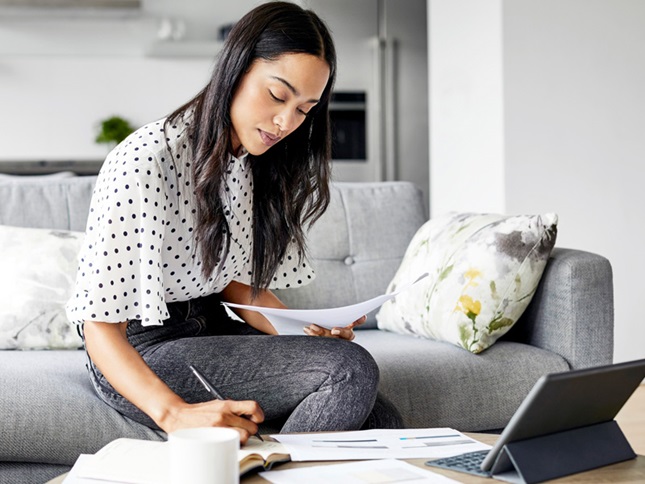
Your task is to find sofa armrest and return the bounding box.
[504,248,614,369]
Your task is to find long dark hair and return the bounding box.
[165,1,336,297]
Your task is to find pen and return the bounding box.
[189,364,264,442]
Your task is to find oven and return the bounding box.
[329,91,367,162]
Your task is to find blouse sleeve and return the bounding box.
[269,242,316,290]
[66,154,169,326]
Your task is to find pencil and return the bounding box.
[189,364,264,442]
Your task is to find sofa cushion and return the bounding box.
[354,329,570,431]
[0,462,71,484]
[0,351,164,465]
[0,225,84,350]
[0,175,96,232]
[376,212,558,352]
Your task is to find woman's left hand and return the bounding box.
[303,315,367,341]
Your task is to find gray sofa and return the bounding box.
[0,175,613,484]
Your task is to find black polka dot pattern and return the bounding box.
[66,114,315,326]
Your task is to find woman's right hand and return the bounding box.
[160,398,264,445]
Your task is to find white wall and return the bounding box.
[428,0,505,215]
[428,0,645,363]
[503,0,645,364]
[0,20,212,160]
[0,57,212,160]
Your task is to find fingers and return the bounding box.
[303,324,325,337]
[331,327,356,341]
[303,315,366,340]
[214,400,263,445]
[304,324,336,338]
[347,315,367,329]
[176,399,264,445]
[304,324,356,341]
[228,416,258,445]
[225,399,265,424]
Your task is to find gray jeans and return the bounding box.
[83,293,403,433]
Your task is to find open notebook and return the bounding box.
[72,436,289,483]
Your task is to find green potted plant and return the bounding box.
[95,115,135,149]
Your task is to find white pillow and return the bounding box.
[0,225,84,350]
[376,212,558,353]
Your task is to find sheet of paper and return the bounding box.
[271,428,490,461]
[63,454,123,484]
[259,458,461,484]
[74,439,168,484]
[223,273,429,335]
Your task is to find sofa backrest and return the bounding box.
[0,176,426,325]
[0,175,95,232]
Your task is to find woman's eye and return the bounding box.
[269,89,310,116]
[269,90,284,103]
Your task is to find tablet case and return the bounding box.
[489,420,636,484]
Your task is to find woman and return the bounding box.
[66,1,402,443]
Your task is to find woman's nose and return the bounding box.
[274,108,296,133]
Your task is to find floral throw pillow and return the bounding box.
[0,225,84,350]
[376,212,558,353]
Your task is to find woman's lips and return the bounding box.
[259,129,281,147]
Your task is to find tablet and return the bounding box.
[480,357,645,471]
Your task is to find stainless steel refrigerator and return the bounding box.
[305,0,429,208]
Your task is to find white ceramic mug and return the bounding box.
[168,427,240,484]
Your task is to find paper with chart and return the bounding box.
[259,458,461,484]
[222,273,429,335]
[271,428,491,461]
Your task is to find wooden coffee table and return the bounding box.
[47,433,645,483]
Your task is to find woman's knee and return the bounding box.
[330,340,380,392]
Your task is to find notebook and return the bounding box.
[73,436,289,483]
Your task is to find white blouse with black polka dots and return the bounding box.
[66,115,315,326]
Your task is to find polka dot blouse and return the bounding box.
[66,114,315,326]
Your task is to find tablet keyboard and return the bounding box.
[425,450,492,477]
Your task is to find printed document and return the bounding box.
[271,428,490,461]
[259,458,461,484]
[223,273,428,334]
